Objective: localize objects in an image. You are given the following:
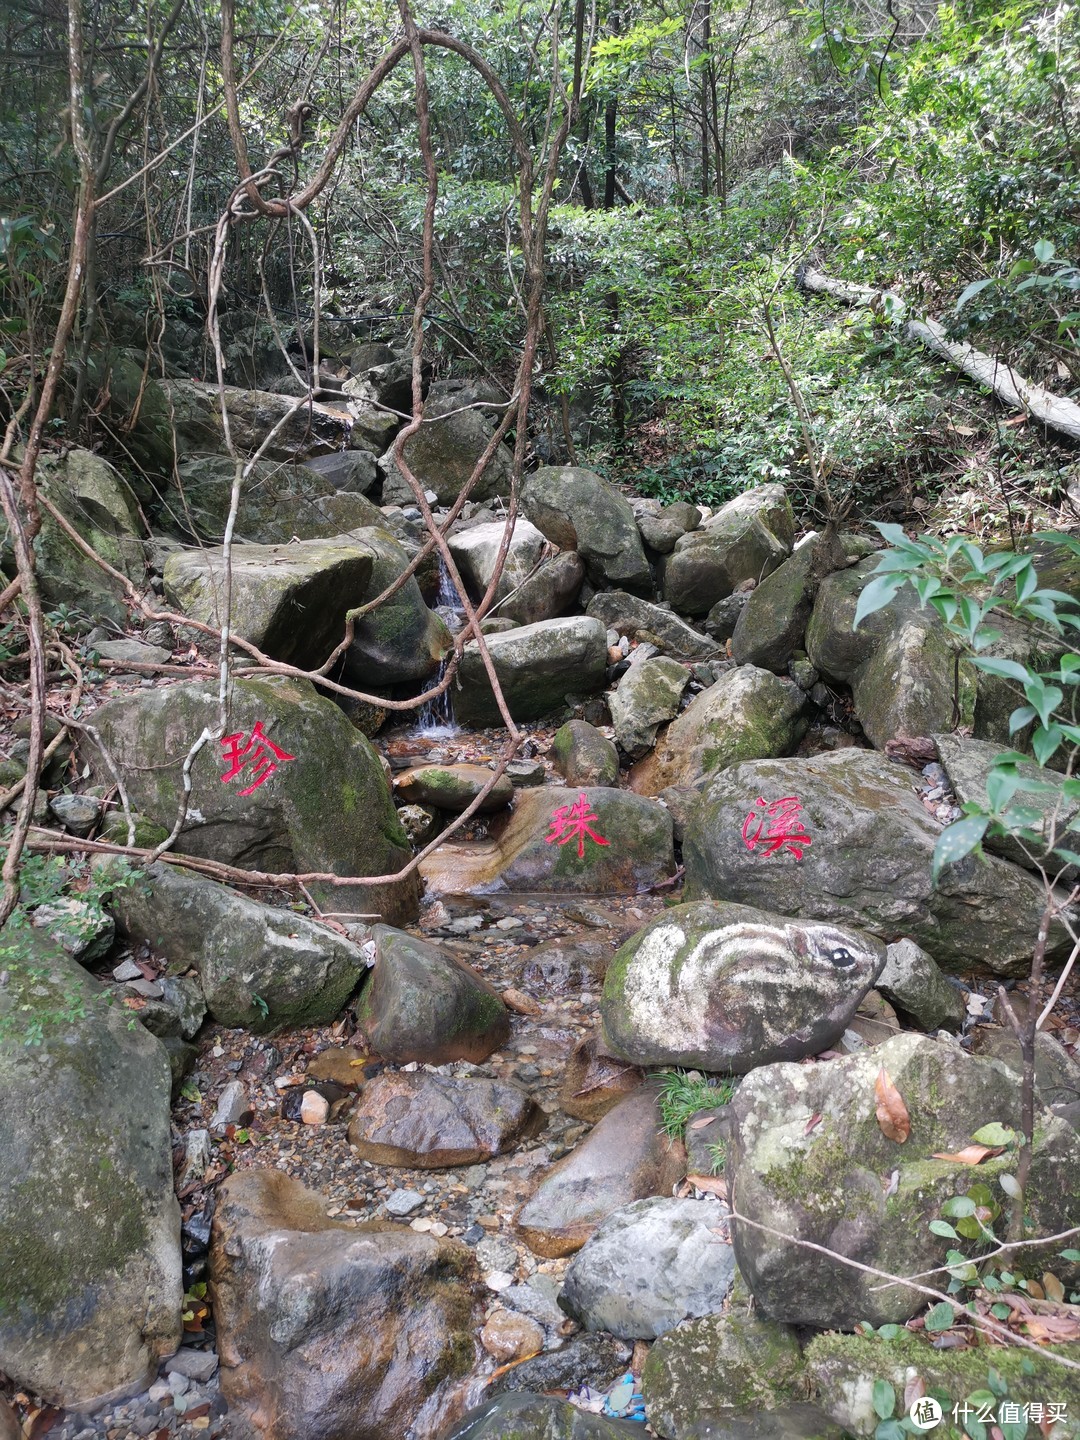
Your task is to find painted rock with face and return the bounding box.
[600,901,886,1073]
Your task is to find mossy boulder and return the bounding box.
[455,616,608,726]
[731,538,823,673]
[419,785,676,897]
[499,549,586,626]
[340,526,451,686]
[727,1033,1080,1329]
[660,485,793,617]
[166,455,384,544]
[684,749,1076,975]
[600,900,885,1072]
[1,448,145,628]
[0,934,181,1405]
[80,676,417,922]
[586,592,719,660]
[379,394,514,504]
[102,860,368,1031]
[210,1169,479,1440]
[521,466,652,594]
[804,1331,1080,1438]
[641,1312,806,1438]
[395,763,513,813]
[355,924,510,1064]
[630,666,807,795]
[551,719,620,787]
[163,533,375,672]
[609,657,690,762]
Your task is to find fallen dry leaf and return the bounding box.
[931,1144,999,1166]
[688,1115,717,1131]
[686,1173,729,1200]
[805,1112,823,1134]
[1042,1272,1065,1303]
[875,1067,911,1143]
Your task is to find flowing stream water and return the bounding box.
[418,554,464,737]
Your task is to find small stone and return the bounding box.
[410,1217,434,1232]
[211,1079,248,1129]
[429,1221,449,1237]
[485,1270,515,1292]
[501,988,542,1017]
[148,1382,172,1405]
[178,1129,212,1188]
[167,1372,190,1397]
[112,958,142,982]
[480,1308,545,1362]
[506,760,546,787]
[448,915,484,934]
[300,1090,329,1126]
[48,792,103,837]
[385,1188,426,1217]
[163,1348,218,1382]
[126,977,163,999]
[495,917,524,931]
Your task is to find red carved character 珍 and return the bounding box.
[220,721,296,796]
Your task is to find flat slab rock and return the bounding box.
[514,1090,686,1259]
[346,1069,545,1167]
[395,763,514,813]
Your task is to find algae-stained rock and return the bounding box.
[609,657,690,761]
[445,1393,646,1440]
[3,449,144,627]
[210,1169,478,1440]
[877,938,965,1032]
[600,901,885,1073]
[559,1196,735,1339]
[586,593,719,660]
[0,936,181,1406]
[499,550,586,626]
[521,466,651,593]
[684,748,1075,975]
[163,535,373,671]
[731,539,820,673]
[163,379,356,463]
[380,396,515,504]
[559,1035,645,1123]
[346,1070,543,1167]
[637,501,701,555]
[341,525,452,686]
[641,1312,805,1439]
[551,720,619,788]
[728,1033,1080,1329]
[970,1025,1080,1114]
[448,517,548,606]
[82,676,417,922]
[104,861,367,1031]
[454,617,609,726]
[356,924,510,1063]
[396,763,513,813]
[804,1331,1080,1439]
[514,1091,686,1258]
[419,786,676,897]
[660,485,793,617]
[168,455,384,544]
[630,666,807,795]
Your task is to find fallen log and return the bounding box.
[799,267,1080,445]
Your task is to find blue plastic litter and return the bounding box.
[601,1372,646,1422]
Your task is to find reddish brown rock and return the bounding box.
[559,1035,646,1124]
[479,1309,545,1363]
[514,1091,686,1259]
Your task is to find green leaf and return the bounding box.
[956,277,995,310]
[873,1379,896,1420]
[1032,725,1063,766]
[942,1196,977,1218]
[1060,1248,1080,1263]
[970,656,1030,683]
[998,1173,1021,1199]
[1008,705,1037,734]
[1034,239,1056,263]
[924,1301,955,1333]
[971,1122,1015,1147]
[929,1219,959,1238]
[991,1302,1010,1319]
[877,1324,902,1339]
[874,1422,906,1440]
[932,816,989,883]
[854,573,906,629]
[987,1367,1007,1398]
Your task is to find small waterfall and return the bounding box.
[417,555,462,737]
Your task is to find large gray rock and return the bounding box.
[641,1312,811,1440]
[355,924,510,1063]
[630,666,807,795]
[498,550,586,626]
[163,535,374,672]
[81,676,417,922]
[419,785,676,897]
[559,1196,735,1339]
[728,1033,1080,1328]
[586,593,719,660]
[395,763,513,813]
[551,719,619,787]
[454,616,608,726]
[103,861,367,1031]
[167,455,384,544]
[637,501,701,554]
[346,1069,543,1166]
[448,517,548,607]
[600,901,885,1072]
[521,467,651,593]
[660,486,793,616]
[445,1394,645,1439]
[877,938,966,1032]
[514,1091,686,1258]
[210,1169,478,1440]
[340,526,452,686]
[609,657,690,761]
[684,748,1076,975]
[730,538,820,673]
[0,935,181,1405]
[2,449,144,628]
[380,394,515,504]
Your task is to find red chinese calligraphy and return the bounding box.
[545,792,610,859]
[220,721,295,796]
[741,795,812,859]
